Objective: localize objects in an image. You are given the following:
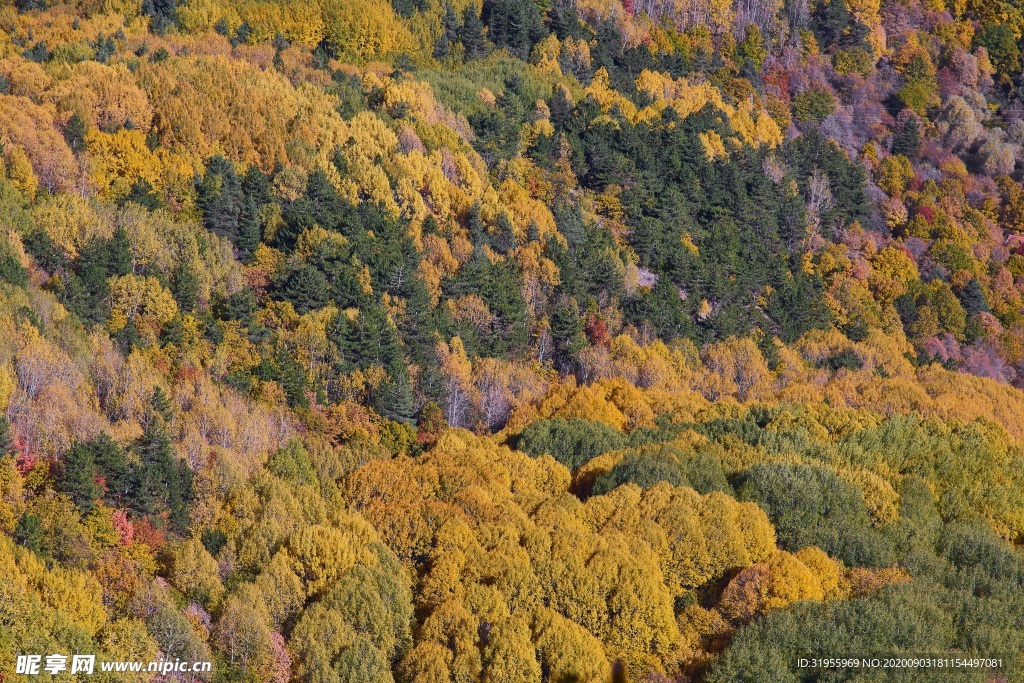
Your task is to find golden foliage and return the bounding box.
[0,95,76,193]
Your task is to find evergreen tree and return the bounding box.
[642,276,695,340]
[23,229,66,274]
[492,213,516,254]
[280,264,331,314]
[459,5,487,59]
[549,88,573,129]
[278,169,345,251]
[198,155,243,245]
[333,304,404,370]
[550,296,586,372]
[482,0,547,60]
[276,350,309,408]
[107,226,134,276]
[171,261,200,312]
[434,3,460,58]
[375,362,416,423]
[242,164,274,206]
[398,279,440,365]
[60,442,102,514]
[447,246,529,355]
[231,20,251,47]
[14,512,43,554]
[892,115,922,158]
[62,228,133,324]
[814,0,850,49]
[124,178,163,210]
[0,242,27,286]
[141,0,177,34]
[151,386,173,422]
[0,416,15,459]
[93,33,116,63]
[236,195,262,258]
[465,202,487,245]
[64,113,87,152]
[546,0,589,40]
[24,41,49,63]
[88,433,131,504]
[959,278,989,316]
[392,0,421,18]
[213,288,258,325]
[303,168,345,229]
[128,422,170,517]
[130,416,193,532]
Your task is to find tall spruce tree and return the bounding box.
[376,362,416,423]
[198,155,244,245]
[60,442,102,514]
[892,115,922,158]
[459,5,487,59]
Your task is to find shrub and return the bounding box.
[516,418,626,470]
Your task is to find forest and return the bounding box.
[3,0,1024,680]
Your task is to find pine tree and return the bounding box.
[0,241,27,287]
[64,113,87,153]
[483,0,547,60]
[892,115,921,158]
[434,3,460,58]
[94,33,116,63]
[166,458,193,533]
[547,0,588,40]
[129,420,172,517]
[549,88,573,129]
[60,442,102,514]
[278,169,345,251]
[151,386,173,422]
[23,229,66,274]
[465,202,486,245]
[142,0,177,34]
[281,265,330,314]
[550,297,586,372]
[814,0,850,49]
[275,350,309,408]
[304,168,345,230]
[232,21,252,47]
[376,362,416,423]
[242,164,273,206]
[959,278,989,316]
[334,304,404,370]
[198,155,243,244]
[644,276,693,340]
[237,195,262,258]
[0,417,15,459]
[63,229,132,324]
[171,260,199,312]
[392,0,417,18]
[107,226,134,277]
[130,416,194,532]
[398,279,439,365]
[124,178,163,210]
[89,433,131,504]
[459,5,487,59]
[492,213,516,254]
[14,512,43,554]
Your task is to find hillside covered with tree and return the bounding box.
[3,0,1024,680]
